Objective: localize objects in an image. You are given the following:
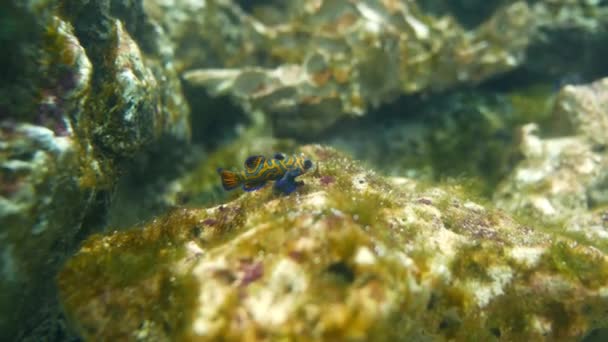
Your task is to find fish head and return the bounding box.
[294,154,314,174]
[303,159,313,170]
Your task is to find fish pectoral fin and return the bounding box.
[242,180,267,192]
[273,153,286,160]
[274,177,297,194]
[244,155,265,173]
[274,171,303,195]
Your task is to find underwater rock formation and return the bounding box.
[149,0,608,138]
[174,0,533,137]
[59,145,608,341]
[525,0,608,80]
[495,77,608,231]
[0,0,190,338]
[322,86,555,196]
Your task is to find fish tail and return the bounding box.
[217,168,241,190]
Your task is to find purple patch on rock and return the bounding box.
[37,91,70,136]
[240,261,264,286]
[320,175,335,186]
[202,218,218,226]
[58,69,78,93]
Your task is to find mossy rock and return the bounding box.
[0,0,190,339]
[58,145,608,341]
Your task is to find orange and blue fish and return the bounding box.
[217,153,313,194]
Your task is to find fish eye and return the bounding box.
[304,159,313,169]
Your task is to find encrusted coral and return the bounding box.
[59,145,608,341]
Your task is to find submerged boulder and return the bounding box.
[495,77,608,228]
[494,77,608,263]
[0,0,190,338]
[176,0,533,137]
[156,0,608,139]
[59,145,608,341]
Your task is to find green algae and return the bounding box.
[324,84,558,202]
[425,86,555,197]
[57,145,608,341]
[58,209,205,341]
[559,229,608,255]
[508,201,608,256]
[19,2,608,341]
[549,240,608,289]
[451,244,501,282]
[507,84,557,132]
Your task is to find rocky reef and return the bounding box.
[58,145,608,341]
[178,0,534,137]
[495,77,608,253]
[165,0,608,138]
[0,0,189,338]
[321,85,556,194]
[3,0,608,340]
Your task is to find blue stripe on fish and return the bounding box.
[218,153,314,194]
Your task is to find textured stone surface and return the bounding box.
[322,86,555,196]
[0,0,190,338]
[554,78,608,147]
[495,77,608,230]
[59,146,608,341]
[175,0,533,137]
[4,0,608,340]
[148,0,608,138]
[525,0,608,79]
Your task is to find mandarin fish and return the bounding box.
[217,153,313,194]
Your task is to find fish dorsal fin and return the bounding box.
[244,155,265,172]
[274,153,286,160]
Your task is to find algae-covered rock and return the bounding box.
[525,0,608,80]
[0,123,94,340]
[59,145,608,341]
[554,77,608,147]
[495,77,608,228]
[177,0,533,137]
[158,0,608,138]
[423,0,608,81]
[0,0,190,338]
[323,86,555,195]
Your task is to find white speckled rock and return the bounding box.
[58,146,608,341]
[0,0,190,339]
[173,0,534,137]
[495,78,608,231]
